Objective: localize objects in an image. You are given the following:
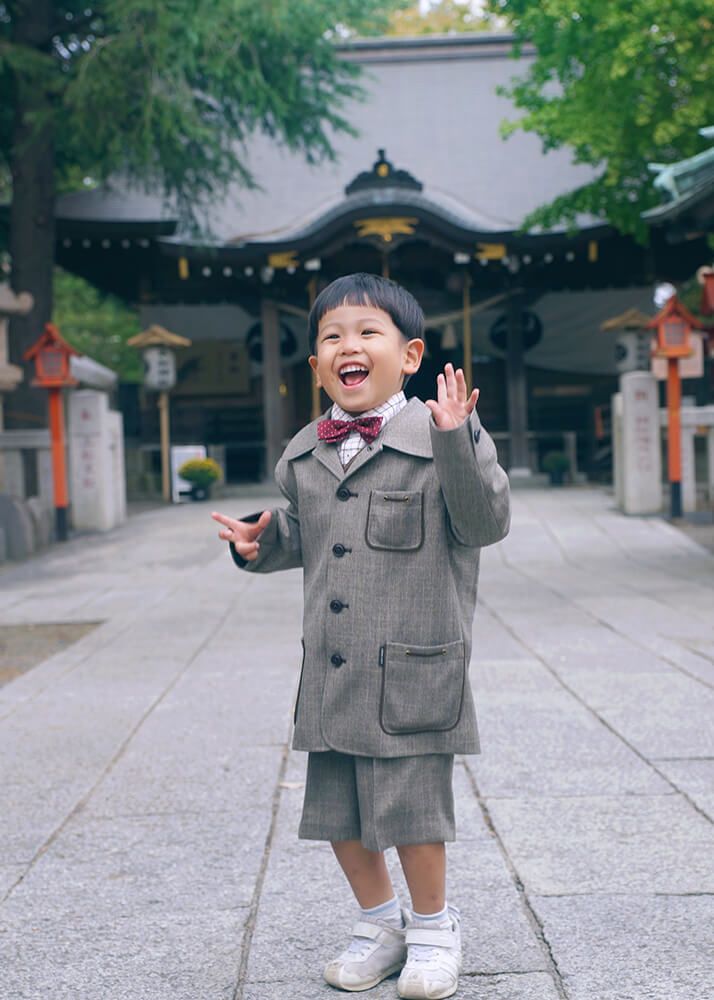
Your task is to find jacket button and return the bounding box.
[336,487,351,501]
[332,544,346,557]
[329,599,345,613]
[331,653,345,667]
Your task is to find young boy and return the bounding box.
[212,273,510,999]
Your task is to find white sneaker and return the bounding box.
[324,913,408,992]
[397,906,462,1000]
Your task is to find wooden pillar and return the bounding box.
[506,294,530,472]
[462,273,473,393]
[261,298,283,478]
[158,390,170,502]
[308,279,321,420]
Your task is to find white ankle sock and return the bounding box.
[360,894,404,928]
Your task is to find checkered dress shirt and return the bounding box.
[331,391,408,467]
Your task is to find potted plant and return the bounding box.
[177,457,222,501]
[542,450,569,486]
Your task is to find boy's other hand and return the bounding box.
[426,363,480,430]
[210,509,271,561]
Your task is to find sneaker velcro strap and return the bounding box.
[351,920,395,942]
[405,927,456,948]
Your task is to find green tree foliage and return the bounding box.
[52,267,142,381]
[0,0,401,236]
[388,1,488,34]
[487,0,714,238]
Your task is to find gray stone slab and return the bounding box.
[560,671,714,759]
[653,758,714,821]
[4,809,265,917]
[0,908,246,1000]
[447,973,561,999]
[85,743,285,818]
[486,794,714,895]
[471,662,669,797]
[470,606,530,661]
[0,865,25,899]
[533,893,714,1000]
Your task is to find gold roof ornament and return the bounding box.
[475,242,506,261]
[127,324,192,348]
[354,217,418,242]
[267,251,299,269]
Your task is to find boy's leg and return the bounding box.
[396,842,445,914]
[331,839,395,908]
[299,754,407,991]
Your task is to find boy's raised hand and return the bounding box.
[211,509,271,561]
[425,362,480,430]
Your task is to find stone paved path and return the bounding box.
[0,487,712,1000]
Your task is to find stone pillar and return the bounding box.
[506,295,530,474]
[612,392,624,508]
[68,390,126,532]
[261,298,283,478]
[680,424,696,513]
[0,286,31,492]
[619,371,662,514]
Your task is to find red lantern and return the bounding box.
[649,296,697,360]
[24,322,79,387]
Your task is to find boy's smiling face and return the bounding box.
[309,304,424,415]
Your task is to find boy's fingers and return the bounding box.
[211,511,240,531]
[444,363,456,398]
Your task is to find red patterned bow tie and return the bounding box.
[317,416,383,444]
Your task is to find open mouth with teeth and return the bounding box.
[338,364,369,387]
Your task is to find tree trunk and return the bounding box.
[6,0,55,430]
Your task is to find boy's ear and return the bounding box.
[403,338,425,375]
[308,355,322,388]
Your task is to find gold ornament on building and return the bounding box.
[353,217,418,243]
[268,251,299,270]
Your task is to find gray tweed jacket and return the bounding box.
[231,397,510,757]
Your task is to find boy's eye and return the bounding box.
[361,329,377,336]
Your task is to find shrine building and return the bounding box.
[50,33,709,484]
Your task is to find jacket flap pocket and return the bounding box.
[380,639,465,735]
[366,490,423,551]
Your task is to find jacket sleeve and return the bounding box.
[229,456,302,572]
[430,409,511,547]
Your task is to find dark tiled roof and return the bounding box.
[54,33,599,242]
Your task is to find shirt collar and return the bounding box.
[331,391,407,424]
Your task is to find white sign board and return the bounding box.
[144,346,176,390]
[171,445,206,503]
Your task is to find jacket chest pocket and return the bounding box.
[379,639,466,734]
[366,490,423,551]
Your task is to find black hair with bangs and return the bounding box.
[308,273,425,354]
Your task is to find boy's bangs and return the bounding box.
[308,273,424,352]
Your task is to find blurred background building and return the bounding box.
[45,33,712,486]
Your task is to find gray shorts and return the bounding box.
[298,750,455,852]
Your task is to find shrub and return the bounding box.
[178,458,222,489]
